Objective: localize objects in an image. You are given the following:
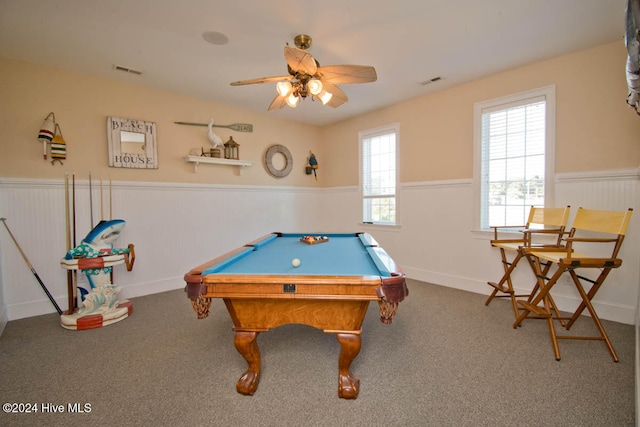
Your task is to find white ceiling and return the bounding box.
[0,0,627,126]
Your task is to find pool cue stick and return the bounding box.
[64,172,74,313]
[0,218,62,314]
[100,177,104,221]
[72,174,77,254]
[64,173,71,250]
[71,173,78,308]
[89,172,94,228]
[109,175,112,220]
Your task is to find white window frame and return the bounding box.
[359,123,400,226]
[473,85,556,232]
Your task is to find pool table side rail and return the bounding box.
[184,232,408,304]
[199,274,397,301]
[184,233,278,298]
[184,246,249,298]
[358,232,379,247]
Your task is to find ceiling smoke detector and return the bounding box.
[202,31,229,45]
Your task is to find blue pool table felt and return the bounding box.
[202,233,391,277]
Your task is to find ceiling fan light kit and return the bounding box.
[307,79,323,95]
[276,81,293,97]
[286,92,299,107]
[230,34,376,111]
[276,78,332,108]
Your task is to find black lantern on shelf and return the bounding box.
[224,136,240,160]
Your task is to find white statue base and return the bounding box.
[60,299,132,330]
[59,254,133,331]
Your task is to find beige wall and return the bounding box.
[321,41,640,187]
[0,57,323,186]
[2,41,638,188]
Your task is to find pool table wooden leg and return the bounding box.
[336,332,361,399]
[233,331,261,396]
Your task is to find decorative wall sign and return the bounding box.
[107,117,158,169]
[264,144,293,178]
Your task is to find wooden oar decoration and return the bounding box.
[174,121,253,132]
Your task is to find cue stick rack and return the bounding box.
[60,172,135,330]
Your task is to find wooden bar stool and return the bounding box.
[514,208,633,361]
[486,206,570,320]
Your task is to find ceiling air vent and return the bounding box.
[113,65,142,75]
[421,76,441,85]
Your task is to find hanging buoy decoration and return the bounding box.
[50,123,66,165]
[306,152,319,180]
[37,112,56,160]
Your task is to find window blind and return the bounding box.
[361,129,397,224]
[481,98,546,228]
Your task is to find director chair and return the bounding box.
[513,207,633,361]
[486,206,571,320]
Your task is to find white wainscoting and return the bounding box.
[320,170,640,325]
[554,169,640,324]
[1,170,639,327]
[0,178,323,322]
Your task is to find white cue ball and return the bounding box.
[292,258,301,267]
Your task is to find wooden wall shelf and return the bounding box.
[185,155,252,173]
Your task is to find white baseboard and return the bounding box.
[5,297,64,320]
[403,266,637,325]
[0,305,7,335]
[118,277,185,300]
[4,277,185,322]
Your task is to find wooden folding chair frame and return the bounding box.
[513,207,633,361]
[486,206,571,320]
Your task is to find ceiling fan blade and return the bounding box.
[284,46,317,75]
[317,65,377,84]
[321,83,348,108]
[267,94,288,111]
[230,75,292,86]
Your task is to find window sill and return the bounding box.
[360,222,402,232]
[471,229,505,240]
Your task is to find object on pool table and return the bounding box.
[291,258,301,267]
[299,235,329,244]
[183,232,408,400]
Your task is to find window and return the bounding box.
[359,124,399,225]
[474,86,555,230]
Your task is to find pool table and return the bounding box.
[184,232,408,399]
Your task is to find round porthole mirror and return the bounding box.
[264,144,293,178]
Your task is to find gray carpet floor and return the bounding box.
[0,279,635,426]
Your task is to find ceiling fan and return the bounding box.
[230,34,377,111]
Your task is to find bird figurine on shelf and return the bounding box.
[207,118,223,148]
[308,152,319,180]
